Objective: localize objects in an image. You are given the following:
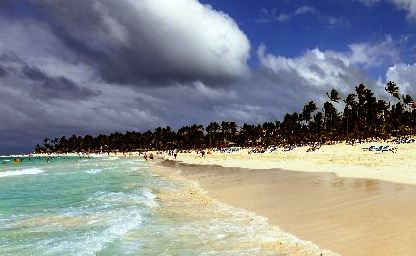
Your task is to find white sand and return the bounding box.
[164,142,416,185]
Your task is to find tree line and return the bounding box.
[35,81,415,153]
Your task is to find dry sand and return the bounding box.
[158,142,416,255]
[165,142,416,185]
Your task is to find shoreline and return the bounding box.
[159,158,416,256]
[21,139,416,187]
[151,160,338,256]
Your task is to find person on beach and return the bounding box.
[201,150,205,157]
[149,153,154,160]
[174,152,177,159]
[144,153,148,161]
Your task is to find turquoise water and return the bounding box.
[0,156,287,255]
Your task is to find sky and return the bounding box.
[1,0,416,154]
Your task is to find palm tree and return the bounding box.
[326,89,341,103]
[220,121,237,146]
[220,121,229,145]
[228,122,237,143]
[189,124,204,149]
[301,101,317,142]
[302,101,317,123]
[238,123,257,146]
[262,122,276,145]
[403,94,413,110]
[343,93,357,138]
[34,144,45,153]
[206,122,220,148]
[323,101,337,138]
[385,81,400,103]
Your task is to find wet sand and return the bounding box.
[161,160,416,256]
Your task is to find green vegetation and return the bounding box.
[35,82,415,153]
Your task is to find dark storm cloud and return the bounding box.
[27,0,250,86]
[22,65,99,99]
[0,65,6,77]
[0,51,23,64]
[0,52,98,100]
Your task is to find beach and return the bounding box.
[159,142,416,255]
[164,141,416,185]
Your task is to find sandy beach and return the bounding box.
[164,141,416,185]
[158,142,416,255]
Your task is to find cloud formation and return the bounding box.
[0,52,98,100]
[326,36,400,68]
[31,0,251,85]
[0,0,252,153]
[386,63,416,96]
[256,45,370,103]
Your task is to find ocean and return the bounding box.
[0,155,291,256]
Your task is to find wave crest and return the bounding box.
[0,167,44,178]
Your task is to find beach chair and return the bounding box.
[363,145,376,151]
[389,147,398,153]
[371,146,384,152]
[381,145,390,152]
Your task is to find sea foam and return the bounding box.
[0,167,44,178]
[85,168,103,174]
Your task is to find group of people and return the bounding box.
[143,152,154,161]
[165,150,178,159]
[197,150,205,157]
[1,157,26,165]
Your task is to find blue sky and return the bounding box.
[1,0,416,153]
[202,0,416,75]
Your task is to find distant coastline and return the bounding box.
[14,135,416,186]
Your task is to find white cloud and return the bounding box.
[259,5,346,26]
[386,63,416,95]
[274,5,318,23]
[251,41,402,115]
[255,37,401,104]
[294,6,317,15]
[355,0,416,21]
[257,44,369,93]
[391,0,416,20]
[256,5,345,26]
[276,13,290,22]
[345,36,400,67]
